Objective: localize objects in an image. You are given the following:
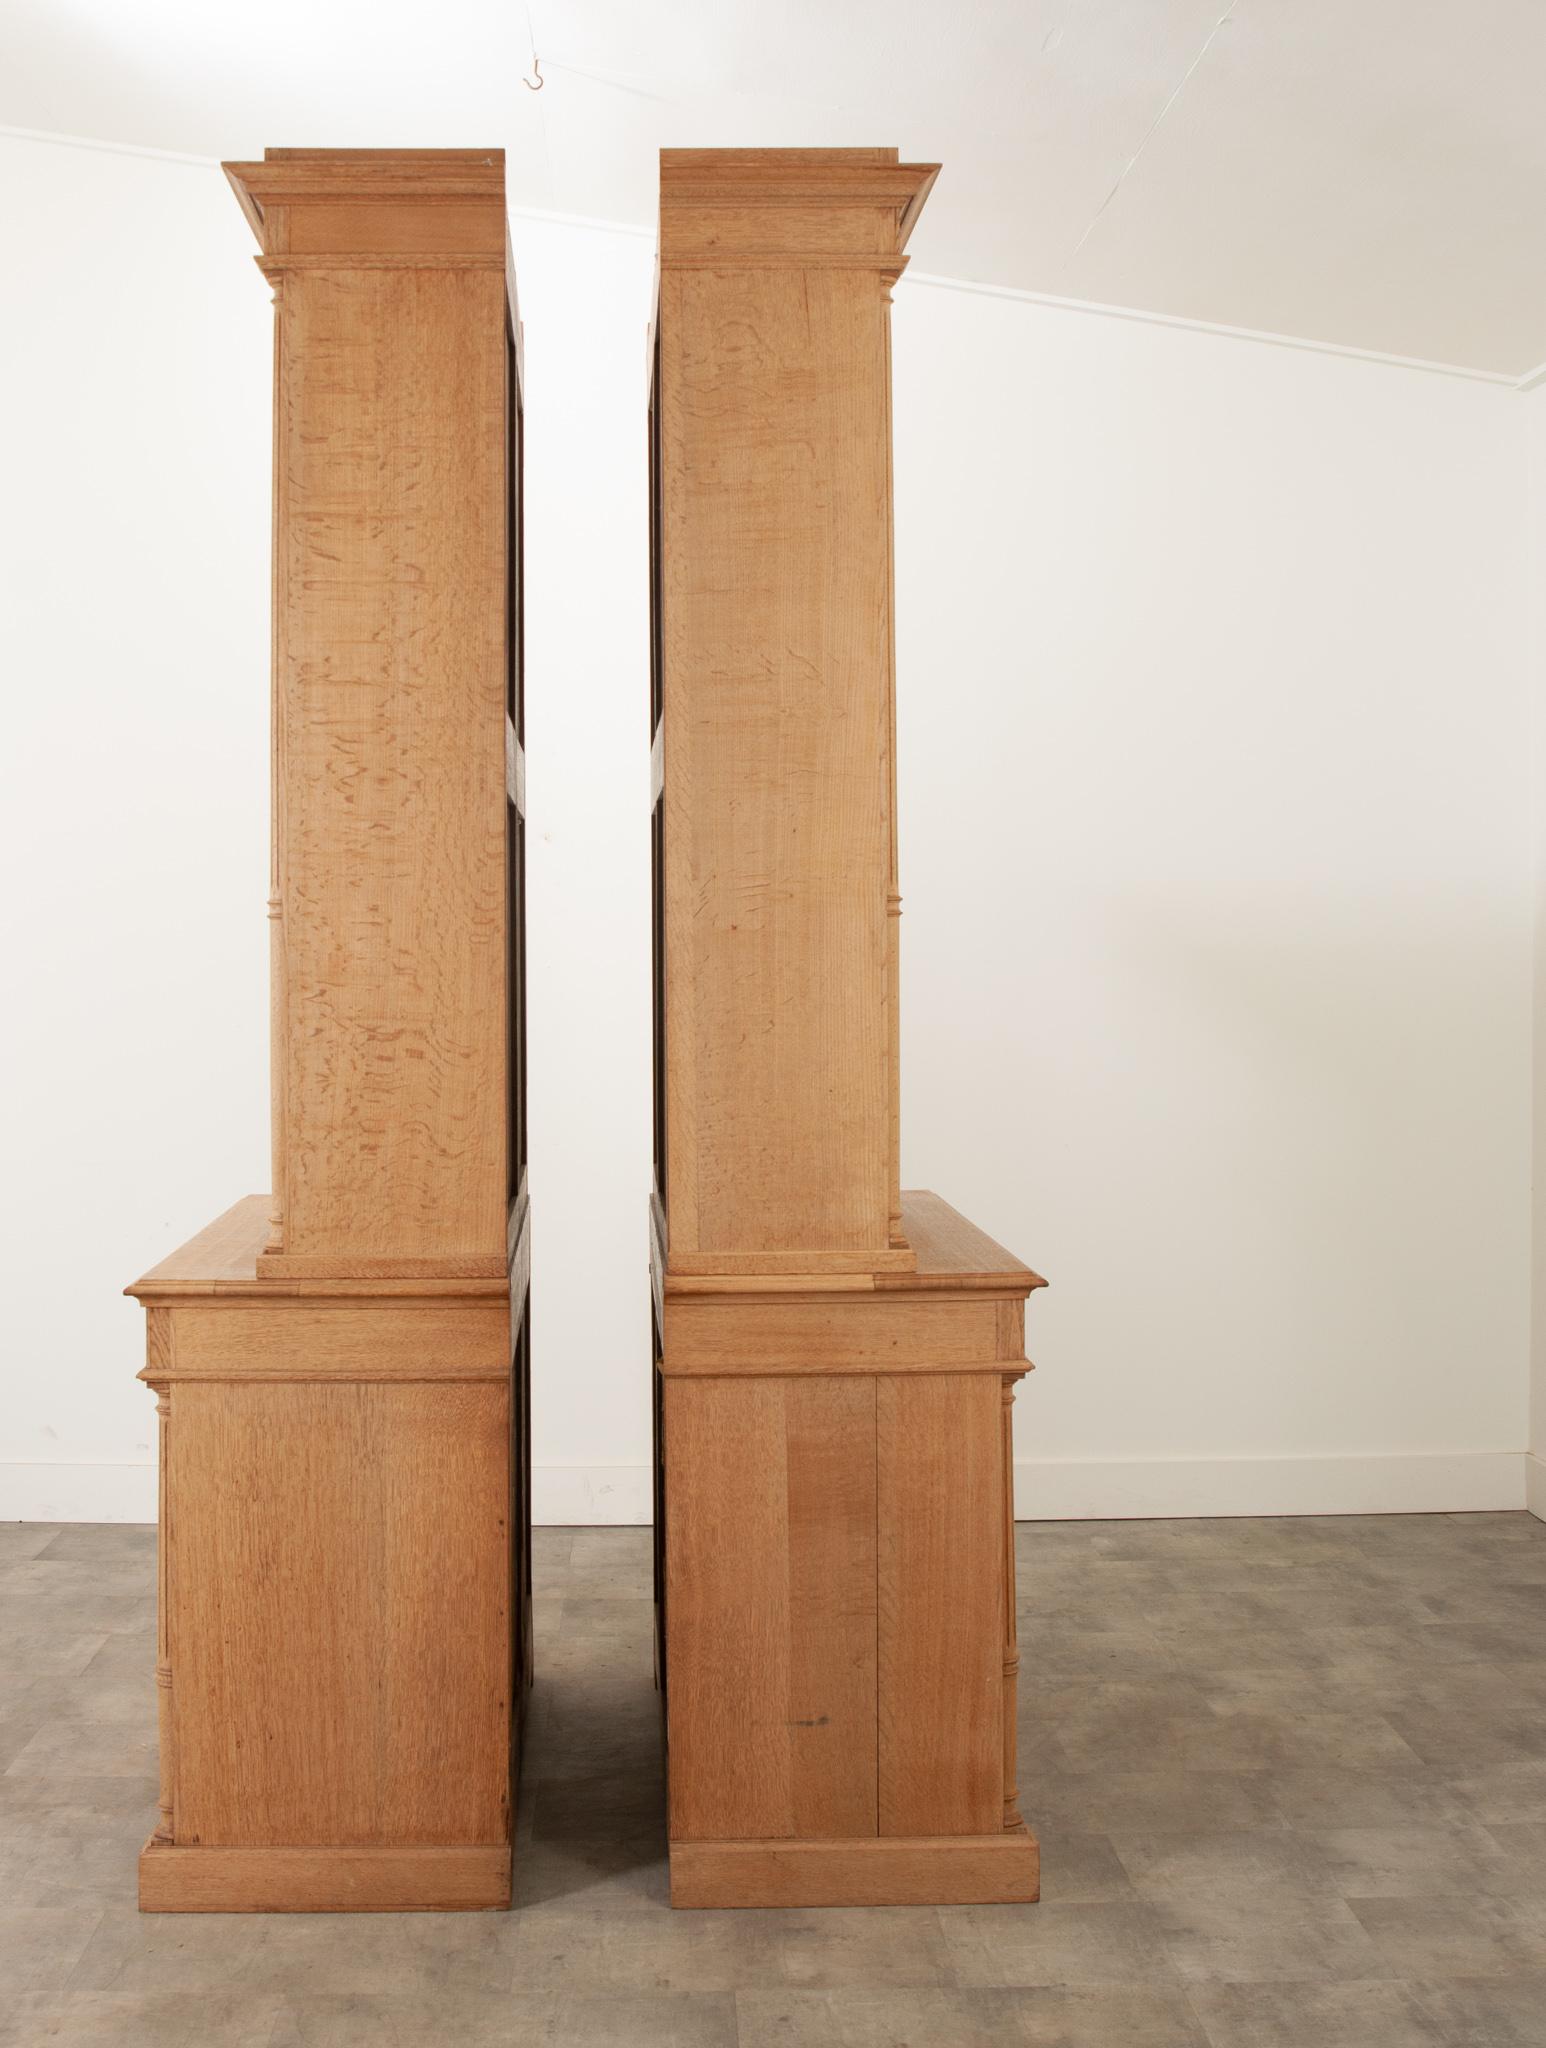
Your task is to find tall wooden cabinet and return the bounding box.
[126,149,530,1913]
[649,148,1046,1909]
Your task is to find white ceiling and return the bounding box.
[6,0,1545,376]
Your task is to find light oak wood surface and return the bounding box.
[665,1376,879,1843]
[670,1833,1039,1911]
[137,1843,511,1915]
[650,150,1044,1909]
[125,149,529,1913]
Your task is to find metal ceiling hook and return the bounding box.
[523,55,544,91]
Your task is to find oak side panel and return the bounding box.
[877,1373,1004,1836]
[659,262,895,1260]
[170,1379,510,1848]
[665,1376,877,1840]
[276,265,506,1263]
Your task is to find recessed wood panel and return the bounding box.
[659,261,896,1261]
[877,1374,1005,1836]
[275,263,507,1265]
[284,199,506,256]
[170,1380,510,1849]
[664,1376,877,1841]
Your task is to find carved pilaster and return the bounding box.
[266,276,287,1256]
[267,890,285,1254]
[1001,1376,1022,1831]
[146,1313,174,1844]
[886,890,904,1247]
[883,245,904,1253]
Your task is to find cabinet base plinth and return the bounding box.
[138,1839,512,1913]
[670,1828,1040,1909]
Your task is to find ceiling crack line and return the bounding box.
[1067,0,1239,261]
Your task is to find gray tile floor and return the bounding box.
[4,1515,1546,2045]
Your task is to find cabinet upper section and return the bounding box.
[229,148,520,1281]
[652,150,937,1279]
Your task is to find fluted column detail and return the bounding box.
[1002,1376,1022,1831]
[146,1311,174,1844]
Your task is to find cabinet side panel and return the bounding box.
[171,1377,510,1847]
[665,1379,793,1839]
[877,1374,1004,1835]
[785,1376,879,1836]
[277,266,507,1261]
[665,1377,878,1839]
[659,266,894,1257]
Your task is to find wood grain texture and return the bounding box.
[656,153,937,1273]
[127,150,527,1915]
[130,1198,272,1291]
[161,1303,508,1382]
[170,1379,510,1849]
[879,1191,1047,1293]
[1001,1378,1023,1831]
[671,1830,1038,1910]
[662,1295,1003,1374]
[139,1842,510,1913]
[126,1197,510,1303]
[664,1376,877,1841]
[877,1373,1006,1837]
[264,256,507,1270]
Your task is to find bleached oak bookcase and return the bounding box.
[126,149,531,1914]
[648,148,1047,1910]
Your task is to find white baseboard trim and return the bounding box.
[531,1464,654,1526]
[2,1453,1528,1527]
[1015,1452,1527,1521]
[0,1462,157,1524]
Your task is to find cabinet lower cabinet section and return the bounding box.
[131,1200,527,1914]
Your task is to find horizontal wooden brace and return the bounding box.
[660,253,908,278]
[657,1358,1031,1381]
[139,1839,510,1913]
[662,1294,1022,1373]
[139,1303,510,1385]
[254,1253,508,1282]
[667,1247,917,1278]
[669,1829,1038,1910]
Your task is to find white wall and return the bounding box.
[892,283,1532,1516]
[512,214,657,1523]
[1,131,1534,1521]
[1,136,271,1520]
[1528,384,1546,1522]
